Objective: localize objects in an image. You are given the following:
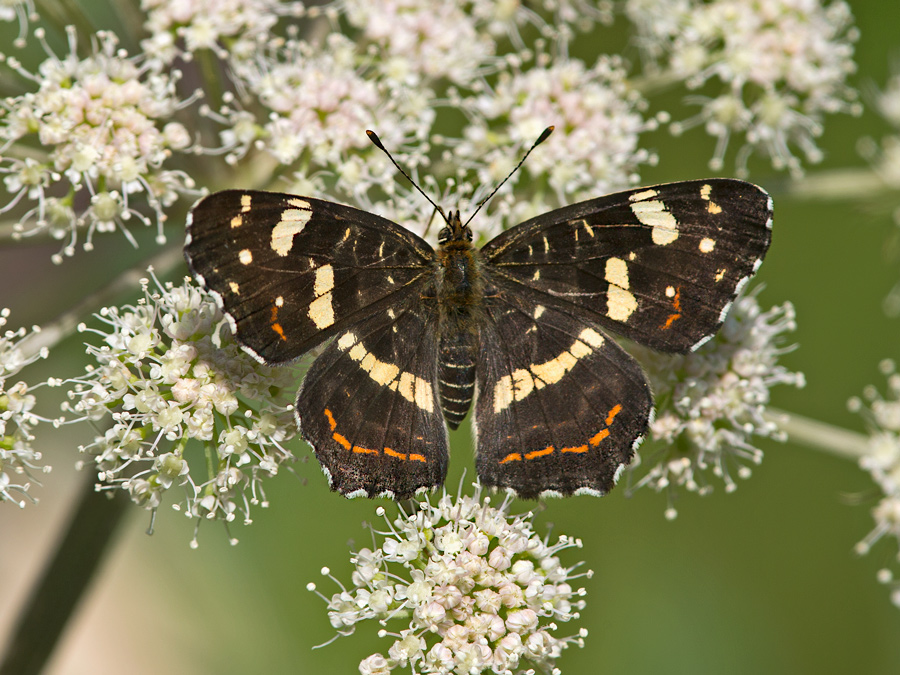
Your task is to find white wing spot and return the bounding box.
[240,194,252,211]
[229,281,240,294]
[578,219,595,238]
[230,214,243,228]
[532,269,540,281]
[666,285,676,298]
[314,264,335,296]
[275,295,284,307]
[629,188,658,202]
[578,328,605,348]
[492,332,605,412]
[337,332,357,350]
[605,257,630,289]
[338,335,434,412]
[631,200,679,246]
[607,285,638,322]
[308,292,334,329]
[699,237,716,253]
[239,249,252,265]
[534,305,545,320]
[270,206,313,256]
[308,264,336,329]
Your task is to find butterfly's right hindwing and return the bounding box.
[184,190,436,363]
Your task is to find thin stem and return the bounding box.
[0,474,131,675]
[784,167,888,200]
[768,407,869,460]
[17,243,185,360]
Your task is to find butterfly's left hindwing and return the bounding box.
[185,190,435,363]
[474,279,652,499]
[295,293,448,499]
[482,179,772,352]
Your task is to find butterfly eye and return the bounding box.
[437,226,451,243]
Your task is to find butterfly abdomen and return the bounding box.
[437,330,477,429]
[435,229,483,430]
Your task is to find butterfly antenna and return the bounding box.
[464,126,554,226]
[366,130,451,225]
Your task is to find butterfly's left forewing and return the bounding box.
[185,190,436,363]
[482,179,772,353]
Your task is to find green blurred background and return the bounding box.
[2,0,899,673]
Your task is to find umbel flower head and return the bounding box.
[627,288,805,517]
[62,272,298,545]
[0,26,194,262]
[310,489,589,674]
[849,360,900,607]
[0,308,50,507]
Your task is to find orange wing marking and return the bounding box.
[270,304,287,341]
[323,411,427,463]
[605,404,622,426]
[659,287,682,330]
[525,446,555,460]
[500,403,624,465]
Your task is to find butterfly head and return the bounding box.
[437,210,473,246]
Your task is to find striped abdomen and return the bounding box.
[438,330,477,429]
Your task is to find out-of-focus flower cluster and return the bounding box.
[0,0,861,263]
[0,308,50,507]
[0,27,195,262]
[310,490,589,675]
[626,0,861,177]
[627,290,805,518]
[61,273,298,545]
[849,360,900,608]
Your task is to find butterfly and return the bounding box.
[184,132,772,500]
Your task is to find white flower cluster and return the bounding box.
[62,274,298,544]
[0,308,50,507]
[0,27,194,262]
[182,0,653,245]
[312,491,589,674]
[463,55,656,228]
[627,290,805,518]
[141,0,292,63]
[849,360,900,607]
[626,0,861,176]
[858,70,900,199]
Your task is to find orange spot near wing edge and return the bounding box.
[525,446,555,460]
[605,404,622,426]
[323,411,428,463]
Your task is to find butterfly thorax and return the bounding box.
[434,210,482,429]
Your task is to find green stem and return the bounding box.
[0,474,131,675]
[768,407,869,460]
[783,168,889,200]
